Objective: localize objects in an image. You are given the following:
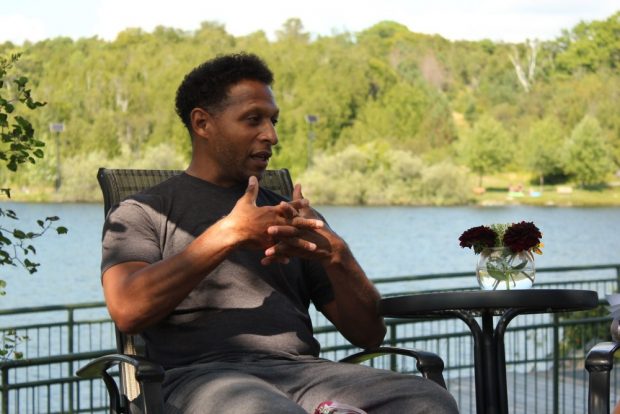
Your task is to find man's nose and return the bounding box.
[260,122,278,145]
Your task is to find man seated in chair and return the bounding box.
[101,53,458,414]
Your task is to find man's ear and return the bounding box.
[190,108,212,139]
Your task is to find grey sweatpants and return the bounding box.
[163,355,458,414]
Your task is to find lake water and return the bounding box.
[1,202,620,309]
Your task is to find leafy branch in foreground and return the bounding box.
[0,52,67,284]
[0,329,28,361]
[0,52,68,360]
[0,208,68,281]
[0,53,46,172]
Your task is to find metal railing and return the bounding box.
[1,264,619,413]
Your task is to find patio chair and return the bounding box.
[76,167,447,414]
[586,336,620,413]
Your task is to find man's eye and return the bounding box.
[271,118,278,126]
[247,116,260,124]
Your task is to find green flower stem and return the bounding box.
[482,248,534,291]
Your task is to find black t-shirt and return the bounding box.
[101,173,334,369]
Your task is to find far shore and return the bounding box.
[4,175,620,207]
[5,186,620,207]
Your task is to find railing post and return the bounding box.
[552,314,560,414]
[1,366,8,414]
[67,308,74,414]
[615,265,620,293]
[389,323,397,371]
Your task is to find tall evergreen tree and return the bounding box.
[563,115,614,186]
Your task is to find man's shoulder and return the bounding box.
[113,173,186,215]
[128,173,189,201]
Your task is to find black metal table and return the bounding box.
[379,289,599,414]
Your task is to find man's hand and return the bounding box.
[261,183,343,265]
[222,176,324,251]
[261,183,386,349]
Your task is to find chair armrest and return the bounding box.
[586,341,620,414]
[340,346,446,389]
[76,353,165,382]
[76,354,165,414]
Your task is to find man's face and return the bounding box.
[204,80,279,187]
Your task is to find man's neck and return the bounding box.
[185,161,243,188]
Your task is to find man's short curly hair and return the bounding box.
[175,53,274,132]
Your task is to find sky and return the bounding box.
[0,0,618,45]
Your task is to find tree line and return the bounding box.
[1,12,619,205]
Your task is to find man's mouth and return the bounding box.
[250,151,271,169]
[251,151,271,162]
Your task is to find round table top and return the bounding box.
[379,289,599,317]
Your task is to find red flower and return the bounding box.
[459,225,497,254]
[502,221,542,253]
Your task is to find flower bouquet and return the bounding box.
[459,221,543,290]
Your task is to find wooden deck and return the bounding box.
[446,368,615,414]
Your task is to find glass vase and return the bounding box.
[476,247,535,290]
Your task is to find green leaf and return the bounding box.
[56,226,68,235]
[486,263,507,281]
[14,76,28,88]
[23,259,39,274]
[26,100,46,109]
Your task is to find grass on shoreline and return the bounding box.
[475,185,620,207]
[472,172,620,207]
[5,175,620,207]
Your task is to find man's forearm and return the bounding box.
[322,241,386,349]
[103,216,241,334]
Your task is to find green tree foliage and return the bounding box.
[0,54,46,171]
[299,142,471,205]
[0,12,619,203]
[341,80,455,152]
[523,116,566,185]
[563,115,614,186]
[555,12,620,74]
[457,115,513,187]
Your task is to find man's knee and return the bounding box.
[317,366,459,414]
[394,376,459,413]
[412,384,459,413]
